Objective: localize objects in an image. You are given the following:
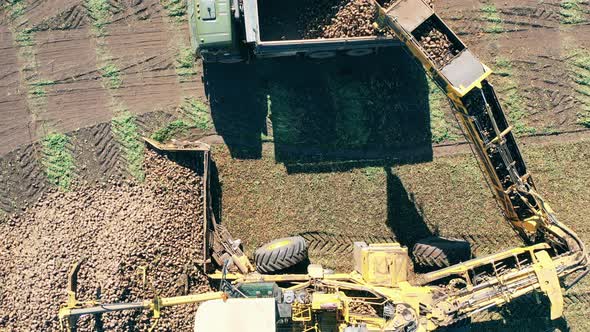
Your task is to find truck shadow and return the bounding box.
[203,48,433,166]
[203,50,572,331]
[203,61,268,159]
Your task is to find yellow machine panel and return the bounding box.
[354,242,410,287]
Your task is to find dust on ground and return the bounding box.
[0,149,210,331]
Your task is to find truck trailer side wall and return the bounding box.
[192,0,402,62]
[247,0,401,58]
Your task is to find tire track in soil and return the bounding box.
[35,27,112,136]
[82,0,161,179]
[97,1,196,117]
[134,109,176,133]
[434,1,585,135]
[70,123,127,183]
[0,144,48,213]
[0,110,176,214]
[515,52,585,131]
[36,0,193,182]
[68,110,176,187]
[0,25,32,155]
[439,2,561,38]
[26,0,164,32]
[297,231,520,258]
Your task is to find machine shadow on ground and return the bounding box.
[204,50,569,331]
[205,47,437,256]
[386,168,433,248]
[203,61,268,159]
[203,48,433,166]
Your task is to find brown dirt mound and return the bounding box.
[0,149,211,331]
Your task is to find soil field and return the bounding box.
[0,25,31,153]
[0,0,204,155]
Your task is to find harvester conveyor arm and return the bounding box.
[374,0,587,265]
[372,0,588,322]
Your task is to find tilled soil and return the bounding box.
[0,149,211,331]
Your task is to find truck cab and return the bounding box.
[187,0,244,63]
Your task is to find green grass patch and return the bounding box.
[100,63,122,89]
[541,126,559,135]
[572,53,590,72]
[151,98,213,142]
[484,24,504,34]
[3,0,26,21]
[260,133,273,142]
[481,4,503,22]
[29,79,55,98]
[480,4,504,33]
[14,28,33,46]
[30,80,56,86]
[567,50,590,127]
[86,0,111,35]
[427,79,458,143]
[503,84,536,136]
[41,133,75,189]
[480,4,498,14]
[267,86,303,145]
[327,78,371,148]
[160,0,186,18]
[494,58,513,77]
[577,113,590,127]
[179,98,212,130]
[112,113,144,180]
[151,119,191,142]
[361,167,382,181]
[560,1,586,24]
[175,47,196,76]
[29,87,46,97]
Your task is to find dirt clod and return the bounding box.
[0,149,211,331]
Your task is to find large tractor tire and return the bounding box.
[254,236,308,274]
[412,236,471,270]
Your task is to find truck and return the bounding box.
[187,0,402,62]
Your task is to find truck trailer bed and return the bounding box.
[244,0,401,58]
